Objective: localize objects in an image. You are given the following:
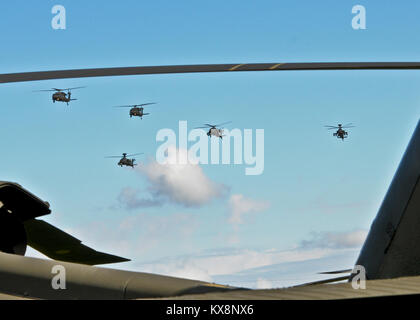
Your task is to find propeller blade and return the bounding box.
[318,269,353,275]
[296,275,350,287]
[8,62,420,85]
[112,105,134,108]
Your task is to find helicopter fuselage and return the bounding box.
[333,128,348,140]
[118,158,136,168]
[129,107,150,119]
[208,128,224,139]
[52,91,70,103]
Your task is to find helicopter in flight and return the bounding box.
[35,87,85,105]
[324,123,355,141]
[113,103,157,119]
[195,122,232,139]
[106,153,143,168]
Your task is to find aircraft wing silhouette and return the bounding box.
[24,219,129,265]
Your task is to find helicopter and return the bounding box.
[105,153,143,168]
[34,87,85,105]
[324,123,355,141]
[113,103,157,119]
[195,122,232,139]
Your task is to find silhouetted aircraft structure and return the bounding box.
[1,62,420,299]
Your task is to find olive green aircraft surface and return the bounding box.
[2,62,420,300]
[113,102,157,119]
[34,87,85,105]
[324,123,356,141]
[105,152,143,168]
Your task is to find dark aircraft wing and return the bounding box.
[23,219,130,265]
[2,62,420,84]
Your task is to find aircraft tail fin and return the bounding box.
[354,120,420,280]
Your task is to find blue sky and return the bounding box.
[2,0,420,288]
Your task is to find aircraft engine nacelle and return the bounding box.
[0,182,50,256]
[0,212,27,256]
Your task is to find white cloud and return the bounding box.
[300,229,368,249]
[119,147,228,208]
[26,216,365,289]
[327,230,367,248]
[136,247,336,283]
[256,278,275,289]
[132,230,367,288]
[228,194,270,225]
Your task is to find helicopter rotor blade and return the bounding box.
[65,86,86,91]
[136,102,157,107]
[318,269,353,275]
[34,87,85,92]
[215,121,232,128]
[33,89,60,92]
[195,126,211,129]
[126,153,144,157]
[113,102,156,108]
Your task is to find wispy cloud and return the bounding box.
[292,197,373,215]
[300,229,368,249]
[226,194,270,244]
[131,229,367,288]
[60,212,199,259]
[29,215,367,289]
[117,187,163,209]
[135,245,358,288]
[228,194,270,225]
